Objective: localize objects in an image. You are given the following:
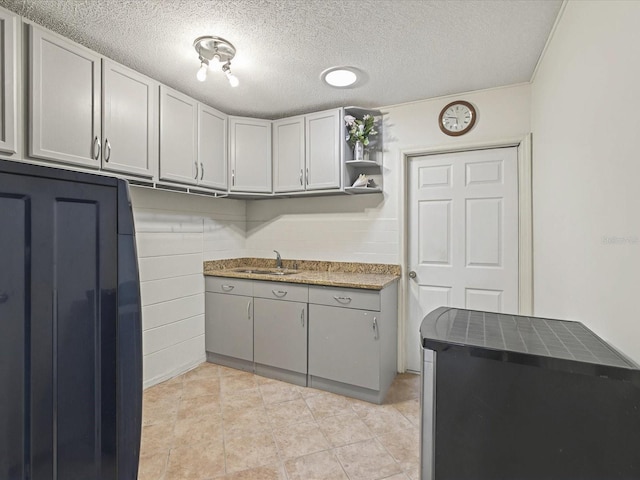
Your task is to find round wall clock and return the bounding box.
[439,100,477,136]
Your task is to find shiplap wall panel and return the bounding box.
[130,186,246,388]
[142,335,205,386]
[143,314,204,355]
[138,253,203,281]
[139,274,203,306]
[142,294,204,331]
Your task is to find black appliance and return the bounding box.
[420,307,640,480]
[0,160,142,480]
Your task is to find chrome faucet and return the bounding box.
[273,250,282,269]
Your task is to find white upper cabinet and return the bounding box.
[0,8,17,156]
[273,116,305,193]
[198,104,227,191]
[101,59,157,178]
[229,117,272,193]
[29,25,101,169]
[159,85,198,185]
[305,108,341,190]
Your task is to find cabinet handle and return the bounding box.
[104,138,111,162]
[194,162,199,180]
[272,290,287,298]
[305,167,309,186]
[93,136,101,160]
[299,169,303,186]
[232,169,235,186]
[373,316,379,340]
[221,285,234,292]
[333,295,352,304]
[247,299,252,320]
[301,308,305,327]
[200,162,204,180]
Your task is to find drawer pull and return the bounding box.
[373,316,379,340]
[333,295,352,304]
[221,285,235,292]
[272,290,288,298]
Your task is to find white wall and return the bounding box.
[247,83,532,371]
[247,84,531,262]
[130,187,246,387]
[531,1,640,364]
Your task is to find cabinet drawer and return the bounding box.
[308,285,380,311]
[205,276,253,296]
[253,281,308,303]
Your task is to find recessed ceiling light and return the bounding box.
[321,67,359,88]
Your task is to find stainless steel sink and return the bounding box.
[231,268,299,276]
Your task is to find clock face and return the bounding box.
[439,101,476,136]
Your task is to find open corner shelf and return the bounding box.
[344,186,382,195]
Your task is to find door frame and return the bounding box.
[398,134,533,372]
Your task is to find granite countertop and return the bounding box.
[203,258,401,290]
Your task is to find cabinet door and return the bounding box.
[29,26,101,168]
[159,85,197,185]
[309,304,380,390]
[0,9,17,156]
[254,298,307,374]
[0,170,118,480]
[205,292,253,362]
[102,59,157,178]
[229,117,272,193]
[198,104,227,190]
[305,109,341,190]
[273,116,304,193]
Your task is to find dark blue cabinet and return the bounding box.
[0,160,142,480]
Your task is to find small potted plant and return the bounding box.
[345,114,377,161]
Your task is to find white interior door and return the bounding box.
[407,147,519,371]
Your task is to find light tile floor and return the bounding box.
[138,362,421,480]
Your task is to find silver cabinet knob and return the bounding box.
[409,271,417,279]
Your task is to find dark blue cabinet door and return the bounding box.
[0,194,28,480]
[0,171,118,480]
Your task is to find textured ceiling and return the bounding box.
[1,0,562,119]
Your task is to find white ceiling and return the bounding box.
[2,0,562,119]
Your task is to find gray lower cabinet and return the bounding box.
[307,283,398,404]
[204,277,254,371]
[203,276,398,402]
[254,298,308,385]
[308,304,379,390]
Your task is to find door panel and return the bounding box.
[198,104,227,190]
[205,293,253,361]
[273,117,305,193]
[407,148,518,371]
[0,172,118,480]
[308,304,379,390]
[229,118,272,192]
[0,194,27,479]
[305,109,341,190]
[159,86,197,185]
[254,299,307,373]
[29,26,101,168]
[102,59,156,178]
[0,10,18,155]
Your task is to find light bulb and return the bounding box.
[226,71,239,87]
[196,62,208,82]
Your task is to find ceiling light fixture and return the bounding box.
[193,35,239,87]
[321,66,359,88]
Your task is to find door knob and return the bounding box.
[409,271,417,279]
